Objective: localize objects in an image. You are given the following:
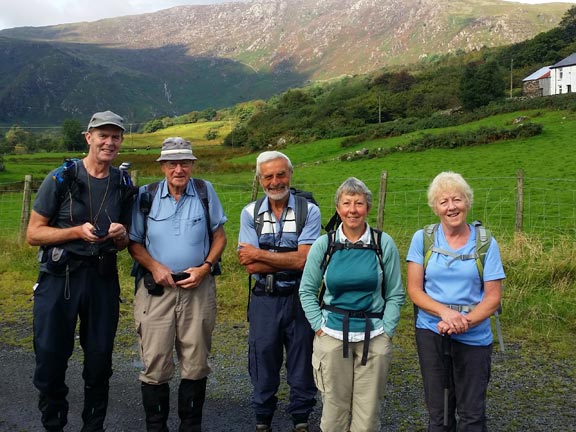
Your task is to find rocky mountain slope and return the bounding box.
[0,0,571,126]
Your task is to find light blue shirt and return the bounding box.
[406,223,506,346]
[130,178,227,272]
[238,193,321,287]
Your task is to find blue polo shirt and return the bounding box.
[130,178,227,272]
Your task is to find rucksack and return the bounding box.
[49,158,135,225]
[52,158,134,193]
[317,227,386,366]
[135,178,221,278]
[246,188,319,319]
[421,220,504,352]
[423,220,491,278]
[253,187,318,240]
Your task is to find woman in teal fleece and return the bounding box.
[299,177,405,432]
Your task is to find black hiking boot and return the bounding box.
[141,382,170,432]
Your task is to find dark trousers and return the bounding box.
[416,328,492,432]
[33,265,120,431]
[248,293,316,422]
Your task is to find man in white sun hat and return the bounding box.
[129,137,227,432]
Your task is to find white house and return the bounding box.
[522,52,576,96]
[549,52,576,95]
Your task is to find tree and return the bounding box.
[61,119,85,151]
[559,5,576,37]
[5,126,31,154]
[141,118,164,133]
[459,60,506,111]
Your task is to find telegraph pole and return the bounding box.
[510,58,514,98]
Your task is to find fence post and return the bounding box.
[131,169,139,186]
[376,171,388,231]
[515,169,524,233]
[19,175,33,246]
[251,173,259,201]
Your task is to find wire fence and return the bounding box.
[2,172,575,245]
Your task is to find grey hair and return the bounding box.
[256,151,293,176]
[334,177,373,210]
[427,171,474,211]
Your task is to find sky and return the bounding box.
[0,0,574,31]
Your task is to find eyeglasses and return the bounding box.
[164,160,193,169]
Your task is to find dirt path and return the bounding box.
[2,324,575,431]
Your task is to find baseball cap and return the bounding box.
[85,110,125,131]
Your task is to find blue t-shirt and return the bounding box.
[130,178,227,272]
[406,224,505,346]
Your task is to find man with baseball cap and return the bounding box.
[129,137,227,431]
[27,110,134,431]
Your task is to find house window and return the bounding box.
[559,68,563,80]
[558,85,563,94]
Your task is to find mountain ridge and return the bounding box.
[0,0,571,126]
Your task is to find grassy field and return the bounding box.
[1,107,575,359]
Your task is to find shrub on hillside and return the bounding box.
[342,122,543,161]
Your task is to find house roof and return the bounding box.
[522,66,551,82]
[550,52,576,69]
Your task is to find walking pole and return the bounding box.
[442,334,451,432]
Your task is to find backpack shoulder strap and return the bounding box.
[318,231,337,306]
[253,196,267,238]
[472,220,492,281]
[371,228,385,273]
[423,223,439,270]
[140,181,160,214]
[370,228,386,299]
[193,178,213,245]
[294,194,309,236]
[320,230,337,272]
[147,181,160,196]
[324,211,341,233]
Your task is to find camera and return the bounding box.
[93,226,109,238]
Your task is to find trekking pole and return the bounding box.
[442,334,451,432]
[494,306,505,353]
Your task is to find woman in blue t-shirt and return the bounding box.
[406,171,505,432]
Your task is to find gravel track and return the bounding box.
[1,322,574,432]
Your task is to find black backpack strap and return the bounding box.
[131,181,160,290]
[294,194,309,236]
[193,178,212,245]
[318,231,337,307]
[370,228,386,301]
[253,196,267,238]
[140,181,160,237]
[324,211,341,233]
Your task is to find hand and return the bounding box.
[81,222,104,243]
[237,242,260,265]
[438,309,471,335]
[109,222,128,241]
[175,266,207,289]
